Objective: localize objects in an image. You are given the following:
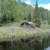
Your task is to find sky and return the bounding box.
[24,0,50,10]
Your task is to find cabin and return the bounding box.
[20,21,35,29]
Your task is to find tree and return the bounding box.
[33,0,41,27]
[0,0,16,23]
[48,11,50,24]
[2,14,7,23]
[27,14,31,21]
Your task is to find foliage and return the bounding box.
[33,0,41,27]
[48,11,50,24]
[0,0,16,23]
[27,14,31,21]
[0,0,50,26]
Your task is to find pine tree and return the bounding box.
[33,0,41,27]
[27,14,31,21]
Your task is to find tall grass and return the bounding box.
[0,23,50,50]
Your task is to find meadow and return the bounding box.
[0,22,50,50]
[0,22,47,42]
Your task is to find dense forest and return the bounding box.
[0,0,50,27]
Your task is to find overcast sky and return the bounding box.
[24,0,50,10]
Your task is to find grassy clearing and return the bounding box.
[0,22,50,42]
[0,23,50,50]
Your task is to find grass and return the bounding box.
[0,22,50,50]
[0,22,50,42]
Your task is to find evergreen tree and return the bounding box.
[33,0,41,27]
[27,14,31,21]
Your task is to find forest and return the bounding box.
[0,0,50,27]
[0,0,50,50]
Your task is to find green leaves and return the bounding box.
[0,0,50,25]
[0,0,16,23]
[33,0,41,27]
